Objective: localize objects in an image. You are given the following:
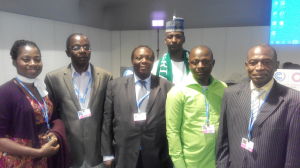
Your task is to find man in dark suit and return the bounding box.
[101,45,173,168]
[45,33,112,167]
[216,44,300,168]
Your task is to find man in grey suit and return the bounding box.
[216,44,300,168]
[101,45,173,168]
[45,33,112,168]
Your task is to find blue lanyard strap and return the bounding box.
[16,78,50,130]
[136,92,150,112]
[73,75,92,108]
[202,88,210,126]
[247,91,269,140]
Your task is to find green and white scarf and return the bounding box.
[156,50,190,82]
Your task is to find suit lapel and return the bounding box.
[126,76,138,113]
[146,75,160,113]
[237,83,252,128]
[88,65,102,108]
[254,82,284,127]
[63,65,81,111]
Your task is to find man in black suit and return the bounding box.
[217,44,300,168]
[101,45,173,168]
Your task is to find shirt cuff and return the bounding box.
[103,156,114,161]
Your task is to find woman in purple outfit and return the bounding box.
[0,40,68,168]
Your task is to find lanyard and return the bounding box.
[16,78,50,130]
[202,88,210,126]
[136,83,150,112]
[247,92,269,140]
[136,93,150,111]
[73,75,92,109]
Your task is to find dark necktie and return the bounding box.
[138,80,148,112]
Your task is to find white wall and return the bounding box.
[1,11,300,84]
[112,27,300,82]
[0,11,111,85]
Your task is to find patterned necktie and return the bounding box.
[138,80,148,112]
[251,89,265,124]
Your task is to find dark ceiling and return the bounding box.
[0,0,272,30]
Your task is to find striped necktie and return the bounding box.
[251,89,265,124]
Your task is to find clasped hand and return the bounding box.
[38,132,60,157]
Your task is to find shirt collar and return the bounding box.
[71,64,92,77]
[250,78,274,93]
[134,73,151,85]
[185,73,215,87]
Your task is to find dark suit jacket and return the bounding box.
[45,64,112,167]
[101,75,173,168]
[216,80,300,168]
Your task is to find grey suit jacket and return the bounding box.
[45,64,112,167]
[216,80,300,168]
[101,75,173,168]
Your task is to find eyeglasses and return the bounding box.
[70,45,91,51]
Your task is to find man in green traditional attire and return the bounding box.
[152,16,189,84]
[166,45,227,168]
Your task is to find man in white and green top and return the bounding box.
[166,45,227,168]
[152,16,189,84]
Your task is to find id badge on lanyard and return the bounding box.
[133,90,150,122]
[241,138,254,152]
[73,76,92,119]
[77,108,92,119]
[202,125,215,134]
[133,112,147,121]
[201,88,215,134]
[241,92,268,152]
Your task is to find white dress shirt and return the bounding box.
[71,64,92,110]
[250,79,274,122]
